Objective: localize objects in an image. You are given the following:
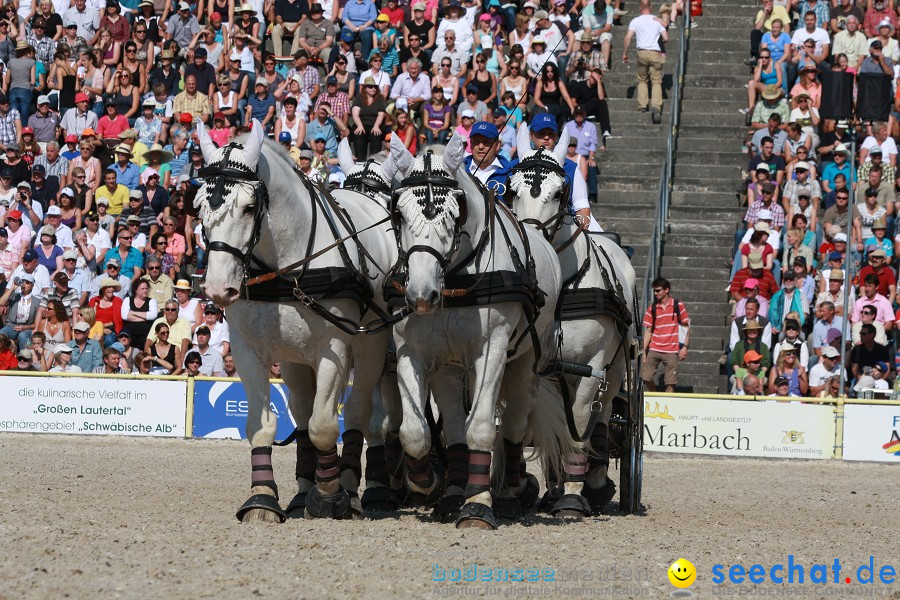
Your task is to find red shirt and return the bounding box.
[858,265,896,297]
[730,268,779,300]
[642,297,689,354]
[0,349,17,371]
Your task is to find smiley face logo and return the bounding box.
[668,559,697,588]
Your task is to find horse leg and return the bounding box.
[234,340,285,523]
[396,349,443,505]
[362,370,402,512]
[456,341,510,530]
[280,363,316,517]
[582,355,625,513]
[305,341,353,520]
[552,374,599,520]
[339,331,390,519]
[431,365,469,523]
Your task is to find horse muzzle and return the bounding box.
[407,290,440,315]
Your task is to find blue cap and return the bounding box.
[108,342,126,353]
[529,112,558,134]
[828,251,842,261]
[340,30,355,42]
[471,121,499,139]
[23,249,38,262]
[278,131,292,143]
[875,361,889,372]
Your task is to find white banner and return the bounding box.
[643,396,835,459]
[0,375,187,437]
[842,405,900,463]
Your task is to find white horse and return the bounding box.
[388,134,575,529]
[509,125,638,517]
[196,120,398,522]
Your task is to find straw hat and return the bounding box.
[144,143,174,163]
[743,319,763,330]
[174,279,192,291]
[761,85,782,100]
[99,277,122,291]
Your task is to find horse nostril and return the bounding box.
[427,289,440,306]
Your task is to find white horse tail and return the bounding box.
[523,378,583,487]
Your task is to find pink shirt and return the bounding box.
[166,233,186,257]
[852,293,894,324]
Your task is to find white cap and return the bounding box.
[229,50,242,61]
[16,181,30,189]
[46,205,62,215]
[795,161,810,170]
[37,95,50,105]
[461,109,475,118]
[757,209,773,220]
[60,187,74,197]
[833,232,848,242]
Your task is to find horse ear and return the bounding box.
[516,123,532,159]
[196,119,217,163]
[443,133,465,174]
[390,133,415,178]
[553,131,568,164]
[381,152,396,182]
[337,138,356,174]
[243,119,265,167]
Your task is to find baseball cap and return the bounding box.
[460,109,476,119]
[743,350,763,363]
[16,180,31,190]
[179,113,193,124]
[828,252,843,262]
[821,346,840,359]
[75,92,90,104]
[18,272,35,283]
[62,249,77,260]
[326,75,338,85]
[278,131,292,143]
[299,149,313,159]
[529,112,557,133]
[96,197,110,206]
[492,107,506,118]
[757,208,773,220]
[46,205,61,216]
[204,301,220,313]
[748,251,763,269]
[6,209,22,220]
[793,256,807,266]
[870,248,887,258]
[340,30,354,42]
[196,325,211,335]
[31,164,46,175]
[742,277,759,289]
[782,271,797,281]
[65,134,78,143]
[21,126,33,135]
[194,47,207,58]
[833,232,848,243]
[60,186,74,197]
[774,376,789,387]
[470,121,499,139]
[73,321,90,332]
[36,95,50,105]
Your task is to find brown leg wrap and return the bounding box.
[405,453,435,488]
[564,452,588,483]
[446,443,469,489]
[315,447,340,484]
[250,446,278,499]
[464,450,492,498]
[385,431,403,480]
[503,439,523,489]
[365,445,389,486]
[588,422,610,470]
[295,430,316,482]
[339,429,364,481]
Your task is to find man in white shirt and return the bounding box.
[809,346,842,395]
[11,250,52,298]
[621,0,668,123]
[45,205,74,250]
[390,58,431,113]
[189,325,226,375]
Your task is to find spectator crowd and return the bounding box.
[728,0,900,398]
[0,0,623,376]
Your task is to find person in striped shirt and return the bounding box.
[642,277,690,392]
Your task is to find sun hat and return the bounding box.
[174,279,192,290]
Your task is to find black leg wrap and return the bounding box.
[315,447,340,484]
[236,494,286,523]
[404,453,435,489]
[564,452,588,483]
[285,492,307,517]
[589,422,610,470]
[446,443,469,489]
[432,493,465,523]
[361,485,400,512]
[463,449,492,499]
[538,482,563,513]
[364,445,389,486]
[250,446,279,500]
[455,502,498,530]
[296,430,316,482]
[340,429,364,482]
[495,473,540,519]
[503,439,523,489]
[582,477,617,513]
[304,485,351,519]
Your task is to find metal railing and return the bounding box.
[641,1,692,309]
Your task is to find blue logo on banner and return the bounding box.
[192,381,346,441]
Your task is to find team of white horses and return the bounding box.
[195,118,637,529]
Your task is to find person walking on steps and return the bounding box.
[622,0,668,124]
[642,277,690,392]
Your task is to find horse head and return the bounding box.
[338,139,394,207]
[196,119,266,306]
[391,134,467,314]
[508,124,569,236]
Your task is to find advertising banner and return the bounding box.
[643,396,835,459]
[191,380,346,441]
[842,404,900,463]
[0,375,187,437]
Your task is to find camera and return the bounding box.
[12,276,20,286]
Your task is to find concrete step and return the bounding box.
[603,135,671,151]
[668,220,736,235]
[666,287,731,304]
[678,300,735,316]
[683,86,752,101]
[662,252,738,269]
[666,232,736,247]
[659,264,731,280]
[670,177,740,193]
[671,191,741,207]
[673,163,741,180]
[664,243,734,257]
[675,335,726,351]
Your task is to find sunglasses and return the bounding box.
[164,307,178,312]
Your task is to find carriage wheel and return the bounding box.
[619,355,643,514]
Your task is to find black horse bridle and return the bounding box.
[508,150,571,242]
[344,160,392,199]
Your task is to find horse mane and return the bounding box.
[396,154,460,242]
[509,148,566,205]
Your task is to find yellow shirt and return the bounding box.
[146,316,192,348]
[131,140,150,167]
[755,5,790,31]
[96,184,130,215]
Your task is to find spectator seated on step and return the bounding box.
[730,319,771,374]
[747,166,774,208]
[812,300,845,364]
[849,323,892,393]
[749,113,787,158]
[851,302,889,345]
[857,246,896,302]
[768,270,808,336]
[859,122,898,168]
[733,278,771,320]
[772,318,810,369]
[857,145,896,185]
[748,135,787,190]
[790,256,817,305]
[749,85,790,133]
[730,252,780,301]
[731,350,768,395]
[821,143,856,195]
[782,160,822,214]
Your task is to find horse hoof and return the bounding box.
[304,487,351,519]
[285,492,307,518]
[433,494,464,524]
[236,494,286,524]
[582,477,617,514]
[455,502,498,530]
[537,487,561,514]
[518,473,540,513]
[493,496,523,520]
[551,494,592,519]
[361,486,400,513]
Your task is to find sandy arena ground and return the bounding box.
[0,433,897,600]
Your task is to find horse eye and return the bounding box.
[243,205,255,216]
